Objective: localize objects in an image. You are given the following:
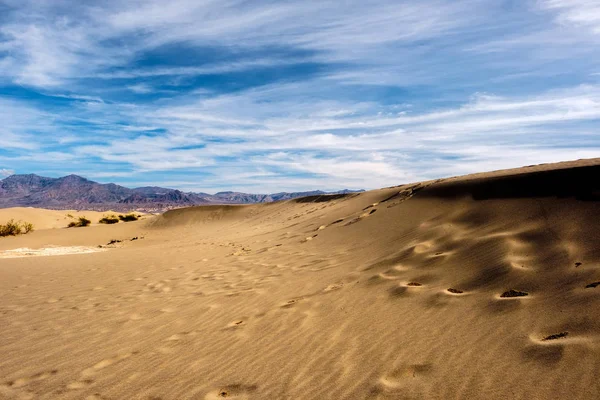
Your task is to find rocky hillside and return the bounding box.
[0,174,362,211]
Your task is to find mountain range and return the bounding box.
[0,174,363,211]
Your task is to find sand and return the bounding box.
[1,159,599,399]
[0,209,131,231]
[0,247,107,259]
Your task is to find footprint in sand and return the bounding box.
[70,351,139,389]
[280,299,299,308]
[585,281,599,289]
[324,283,343,292]
[368,269,409,285]
[412,242,434,254]
[358,209,377,218]
[343,209,377,226]
[387,282,424,298]
[522,335,567,365]
[499,289,529,298]
[377,363,433,391]
[388,286,409,298]
[426,289,468,307]
[541,331,569,341]
[165,334,184,342]
[301,234,318,243]
[164,330,200,343]
[85,394,110,400]
[224,320,246,329]
[488,289,529,312]
[87,352,138,373]
[524,330,573,367]
[204,384,258,399]
[523,344,564,363]
[376,271,400,281]
[67,379,95,390]
[146,281,173,293]
[4,369,58,388]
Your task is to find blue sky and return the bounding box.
[1,0,599,193]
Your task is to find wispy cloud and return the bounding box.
[127,84,154,94]
[0,169,15,177]
[0,0,599,192]
[3,81,598,191]
[541,0,600,33]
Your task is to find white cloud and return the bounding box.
[0,0,598,92]
[0,98,54,150]
[0,169,15,177]
[1,1,599,192]
[127,83,153,94]
[0,0,480,88]
[13,82,589,190]
[541,0,600,33]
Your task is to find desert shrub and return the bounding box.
[68,217,91,228]
[99,215,119,224]
[0,219,22,237]
[0,219,34,237]
[22,222,34,233]
[118,214,138,222]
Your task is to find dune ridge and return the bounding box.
[1,159,599,399]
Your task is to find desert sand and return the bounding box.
[1,159,599,399]
[0,209,129,231]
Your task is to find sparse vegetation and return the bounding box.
[0,219,34,237]
[68,217,91,228]
[99,215,120,224]
[22,222,34,233]
[118,214,139,222]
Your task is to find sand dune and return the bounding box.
[1,159,599,399]
[0,208,129,231]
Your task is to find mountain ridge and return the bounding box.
[0,174,363,212]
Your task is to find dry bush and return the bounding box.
[0,219,34,237]
[99,215,119,224]
[22,222,34,233]
[68,217,91,228]
[119,214,138,222]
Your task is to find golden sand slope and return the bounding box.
[0,208,126,231]
[1,159,599,400]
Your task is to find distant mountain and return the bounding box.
[211,191,272,204]
[0,174,131,208]
[0,174,363,211]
